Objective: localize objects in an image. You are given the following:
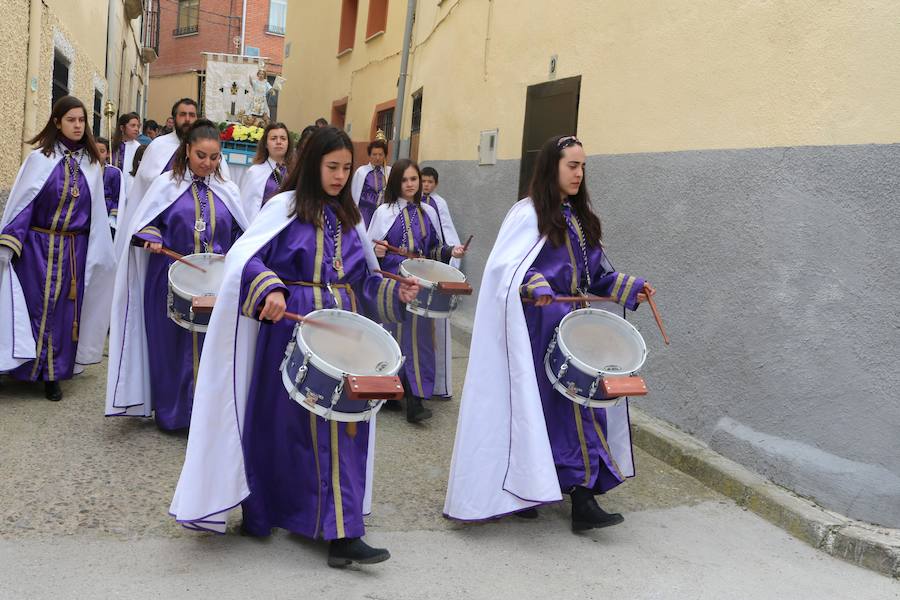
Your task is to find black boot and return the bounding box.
[381,399,403,411]
[327,537,391,568]
[406,396,432,423]
[514,507,539,519]
[570,486,624,531]
[44,381,63,402]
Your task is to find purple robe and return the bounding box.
[377,202,453,399]
[112,142,125,172]
[0,153,92,382]
[520,203,644,494]
[103,165,122,220]
[237,204,403,540]
[358,167,386,228]
[261,164,287,206]
[132,179,243,430]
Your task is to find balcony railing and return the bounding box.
[142,0,160,62]
[173,24,199,36]
[265,24,286,35]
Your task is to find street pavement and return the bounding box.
[1,338,897,599]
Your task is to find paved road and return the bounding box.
[1,340,897,599]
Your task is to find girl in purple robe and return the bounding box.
[444,135,656,528]
[239,122,293,222]
[520,136,656,528]
[170,127,418,567]
[0,96,115,401]
[130,121,244,430]
[368,159,467,423]
[110,112,141,191]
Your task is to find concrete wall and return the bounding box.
[431,142,900,529]
[0,0,31,193]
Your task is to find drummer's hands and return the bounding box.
[144,241,163,254]
[451,245,466,258]
[533,294,554,307]
[373,240,387,258]
[259,290,287,322]
[398,277,420,304]
[636,283,656,304]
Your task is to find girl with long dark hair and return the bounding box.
[445,135,655,530]
[368,159,467,423]
[106,120,248,430]
[110,112,141,191]
[239,122,293,221]
[0,96,115,401]
[170,127,418,567]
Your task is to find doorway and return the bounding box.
[517,76,581,198]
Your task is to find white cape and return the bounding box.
[443,198,634,520]
[0,149,115,372]
[351,164,390,207]
[105,172,247,418]
[238,162,276,223]
[170,192,381,532]
[118,138,142,194]
[115,132,232,257]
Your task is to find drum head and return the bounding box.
[401,258,466,283]
[558,309,647,374]
[300,310,403,376]
[168,253,226,297]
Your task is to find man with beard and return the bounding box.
[115,99,231,253]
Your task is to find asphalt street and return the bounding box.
[1,338,897,599]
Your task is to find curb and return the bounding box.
[629,407,900,579]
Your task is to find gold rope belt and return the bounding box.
[30,226,82,341]
[283,281,357,312]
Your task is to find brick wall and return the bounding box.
[152,1,284,77]
[244,0,285,74]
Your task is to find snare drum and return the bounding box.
[544,308,648,408]
[399,258,468,319]
[280,309,405,422]
[166,253,226,332]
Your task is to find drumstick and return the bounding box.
[375,269,417,285]
[374,239,417,259]
[643,285,670,345]
[145,245,208,273]
[462,234,474,251]
[282,311,361,338]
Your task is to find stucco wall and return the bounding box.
[147,72,197,123]
[431,142,900,528]
[0,0,30,194]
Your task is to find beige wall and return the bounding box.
[147,72,198,123]
[0,0,31,190]
[280,0,407,136]
[282,0,900,161]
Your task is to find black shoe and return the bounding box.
[570,486,624,531]
[514,507,539,519]
[381,399,403,411]
[44,381,63,402]
[406,396,432,423]
[327,537,391,568]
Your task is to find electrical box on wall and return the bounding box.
[479,129,498,165]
